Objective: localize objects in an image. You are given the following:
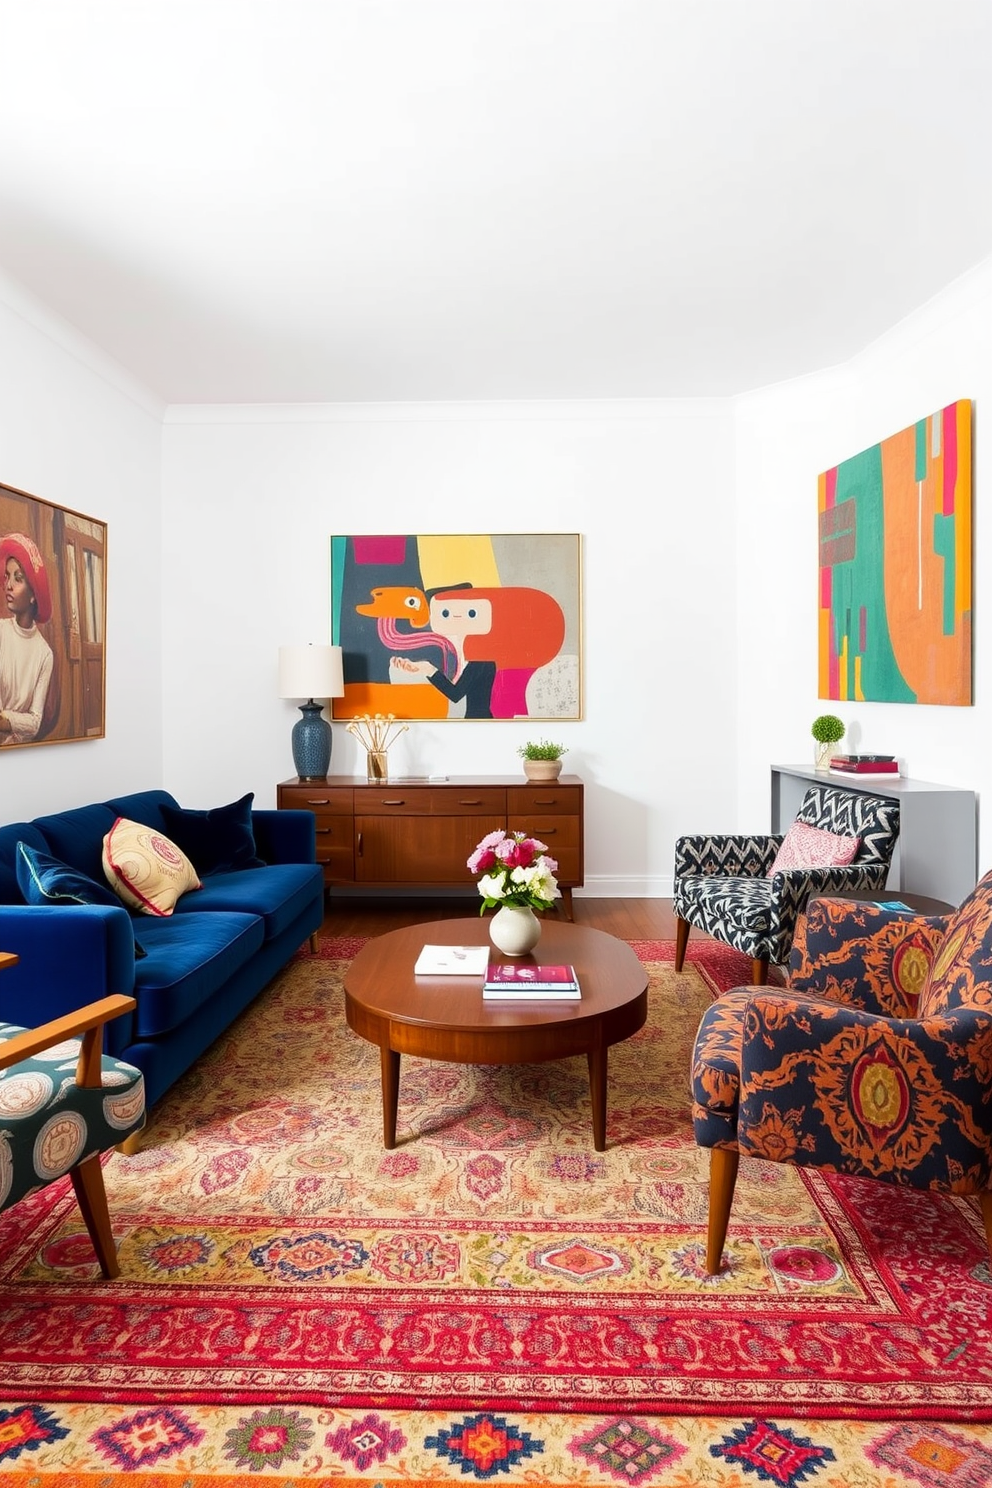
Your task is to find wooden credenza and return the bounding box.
[276,774,585,917]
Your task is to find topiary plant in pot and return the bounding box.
[811,713,845,770]
[518,739,567,782]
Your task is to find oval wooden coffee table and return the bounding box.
[344,917,648,1151]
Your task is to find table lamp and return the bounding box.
[278,644,345,780]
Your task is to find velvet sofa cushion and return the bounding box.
[32,802,119,886]
[15,842,147,958]
[130,911,265,1038]
[172,862,322,943]
[160,792,265,877]
[102,818,202,917]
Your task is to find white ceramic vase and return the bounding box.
[814,738,839,770]
[489,904,542,957]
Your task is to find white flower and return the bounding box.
[477,871,507,902]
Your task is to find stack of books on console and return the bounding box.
[483,963,581,1001]
[829,754,900,778]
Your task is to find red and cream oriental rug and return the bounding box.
[1,935,992,1487]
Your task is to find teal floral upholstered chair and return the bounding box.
[0,954,144,1279]
[674,783,900,985]
[691,882,992,1275]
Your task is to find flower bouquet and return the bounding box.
[467,829,560,913]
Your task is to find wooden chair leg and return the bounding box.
[69,1153,120,1280]
[751,957,769,985]
[675,917,690,971]
[706,1146,740,1274]
[979,1191,992,1266]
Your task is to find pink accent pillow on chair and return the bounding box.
[768,821,860,876]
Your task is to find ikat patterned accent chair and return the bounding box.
[691,883,992,1275]
[0,954,144,1279]
[674,784,900,984]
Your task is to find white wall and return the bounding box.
[4,252,989,893]
[160,401,737,895]
[0,274,164,822]
[734,258,991,871]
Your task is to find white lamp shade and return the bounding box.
[278,644,345,700]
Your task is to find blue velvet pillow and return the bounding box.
[160,792,265,877]
[15,841,147,958]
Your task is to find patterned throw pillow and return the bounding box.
[102,817,201,916]
[767,821,860,877]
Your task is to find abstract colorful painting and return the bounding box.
[818,400,972,704]
[330,533,581,720]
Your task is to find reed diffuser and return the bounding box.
[346,712,409,780]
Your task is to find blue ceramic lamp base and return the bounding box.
[291,701,332,780]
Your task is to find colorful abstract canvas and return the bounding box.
[818,401,972,704]
[330,533,581,720]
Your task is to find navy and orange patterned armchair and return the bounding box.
[691,879,992,1274]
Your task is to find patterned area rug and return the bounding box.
[1,935,991,1486]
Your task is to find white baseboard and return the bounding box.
[577,875,674,898]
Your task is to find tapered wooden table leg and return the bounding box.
[380,1043,401,1148]
[587,1045,608,1151]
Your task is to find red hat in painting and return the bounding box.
[0,532,52,624]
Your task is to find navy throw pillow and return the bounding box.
[160,792,264,877]
[15,840,147,958]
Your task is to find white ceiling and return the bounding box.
[1,1,990,406]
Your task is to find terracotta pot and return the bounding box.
[522,758,563,782]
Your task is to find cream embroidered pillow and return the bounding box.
[102,817,201,916]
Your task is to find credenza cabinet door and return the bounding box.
[355,814,503,883]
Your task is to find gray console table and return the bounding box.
[771,763,977,908]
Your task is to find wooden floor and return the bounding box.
[322,894,679,939]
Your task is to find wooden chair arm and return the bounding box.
[0,993,137,1086]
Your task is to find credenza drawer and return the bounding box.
[313,815,355,878]
[279,785,354,814]
[353,786,506,816]
[507,814,581,881]
[507,785,581,816]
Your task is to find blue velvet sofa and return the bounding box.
[0,789,324,1113]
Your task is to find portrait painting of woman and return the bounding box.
[0,531,55,745]
[0,481,107,749]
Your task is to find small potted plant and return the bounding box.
[518,739,567,782]
[811,713,845,771]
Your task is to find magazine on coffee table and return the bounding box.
[414,944,490,975]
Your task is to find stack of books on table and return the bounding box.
[483,963,581,1001]
[829,754,900,778]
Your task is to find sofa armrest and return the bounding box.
[252,808,316,865]
[0,905,137,1045]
